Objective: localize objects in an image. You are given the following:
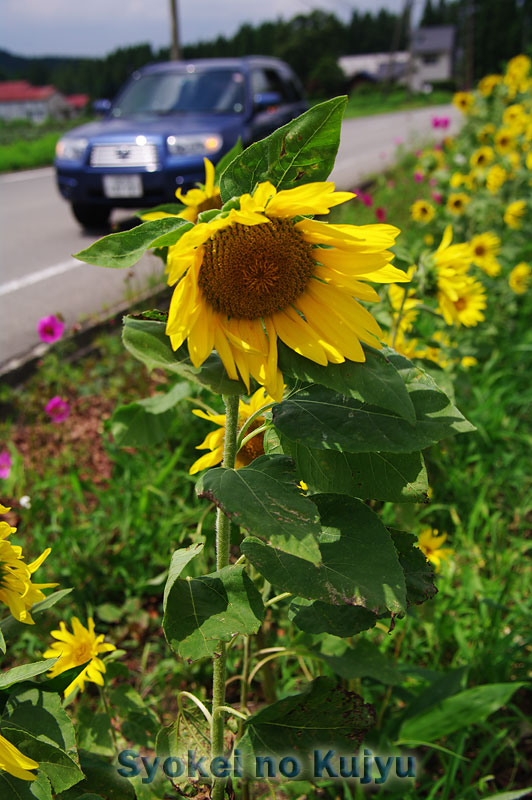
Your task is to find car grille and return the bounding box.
[89,142,158,169]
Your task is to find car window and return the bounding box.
[251,68,294,103]
[112,70,246,116]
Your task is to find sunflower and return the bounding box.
[417,529,453,572]
[486,164,507,194]
[0,504,57,624]
[446,193,470,215]
[165,181,405,400]
[495,128,516,155]
[432,225,472,284]
[438,276,486,327]
[388,266,418,333]
[504,200,527,229]
[478,74,502,97]
[410,199,435,223]
[453,92,474,113]
[190,387,275,474]
[142,158,222,223]
[477,123,496,143]
[508,262,531,294]
[469,146,494,170]
[0,733,39,781]
[469,232,501,276]
[44,617,116,698]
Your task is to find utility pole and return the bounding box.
[170,0,181,61]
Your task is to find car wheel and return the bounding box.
[71,203,111,230]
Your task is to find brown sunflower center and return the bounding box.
[237,421,265,467]
[74,642,92,663]
[454,297,467,310]
[198,218,316,319]
[474,244,486,256]
[197,194,223,215]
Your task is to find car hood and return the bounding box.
[65,114,243,142]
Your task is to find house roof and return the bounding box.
[0,80,58,102]
[412,26,455,54]
[66,93,89,109]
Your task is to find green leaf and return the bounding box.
[239,677,375,771]
[220,96,347,200]
[163,542,204,607]
[400,668,468,723]
[0,771,52,800]
[278,434,429,503]
[110,382,189,446]
[163,564,264,661]
[62,751,136,800]
[122,317,247,395]
[4,688,77,752]
[108,686,158,748]
[0,627,5,654]
[0,724,83,794]
[272,378,472,455]
[398,682,526,743]
[242,493,406,615]
[197,454,321,563]
[312,639,402,684]
[390,529,436,606]
[289,598,377,637]
[137,202,184,218]
[76,707,114,758]
[215,137,243,181]
[0,659,58,690]
[479,790,532,800]
[74,217,192,268]
[278,342,416,423]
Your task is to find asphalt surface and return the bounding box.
[0,104,460,370]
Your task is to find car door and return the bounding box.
[248,66,306,142]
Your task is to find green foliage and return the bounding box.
[220,96,346,200]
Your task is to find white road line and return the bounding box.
[0,258,82,297]
[0,167,55,184]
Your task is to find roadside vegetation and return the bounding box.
[0,54,531,799]
[0,116,93,172]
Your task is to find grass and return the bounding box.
[342,87,453,119]
[0,152,530,797]
[0,116,93,172]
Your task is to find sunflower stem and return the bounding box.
[211,393,240,799]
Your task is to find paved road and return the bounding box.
[0,104,460,370]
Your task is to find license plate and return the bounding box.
[102,174,143,198]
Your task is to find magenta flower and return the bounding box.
[0,450,12,480]
[38,315,65,344]
[359,192,373,207]
[432,116,441,128]
[375,207,387,222]
[432,191,443,204]
[440,116,450,129]
[45,396,70,423]
[414,170,424,183]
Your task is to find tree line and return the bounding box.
[1,0,530,100]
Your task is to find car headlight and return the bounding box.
[55,137,88,160]
[166,133,222,156]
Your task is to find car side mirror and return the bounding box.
[253,91,282,112]
[92,98,111,115]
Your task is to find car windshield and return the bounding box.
[111,69,246,116]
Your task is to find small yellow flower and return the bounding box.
[506,54,531,82]
[438,277,486,328]
[417,528,453,572]
[453,91,474,113]
[504,200,527,229]
[495,128,515,155]
[142,158,222,224]
[470,146,494,170]
[424,233,434,246]
[477,123,496,143]
[410,199,435,223]
[190,388,275,475]
[503,104,526,128]
[44,617,116,698]
[446,192,470,215]
[0,733,39,781]
[486,164,507,194]
[469,232,501,276]
[0,505,57,624]
[526,151,532,171]
[461,356,478,368]
[478,74,502,97]
[508,262,531,294]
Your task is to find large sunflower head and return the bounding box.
[165,181,405,400]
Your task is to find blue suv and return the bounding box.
[55,57,307,228]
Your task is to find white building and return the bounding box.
[0,81,72,123]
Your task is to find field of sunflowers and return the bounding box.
[0,54,530,799]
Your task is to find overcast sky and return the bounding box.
[2,0,424,58]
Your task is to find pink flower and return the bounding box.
[429,177,437,186]
[434,143,442,151]
[359,192,373,207]
[432,191,443,204]
[414,170,424,183]
[45,396,70,423]
[0,450,12,480]
[440,116,450,129]
[394,137,404,146]
[38,315,65,344]
[375,207,387,222]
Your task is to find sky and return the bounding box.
[1,0,424,59]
